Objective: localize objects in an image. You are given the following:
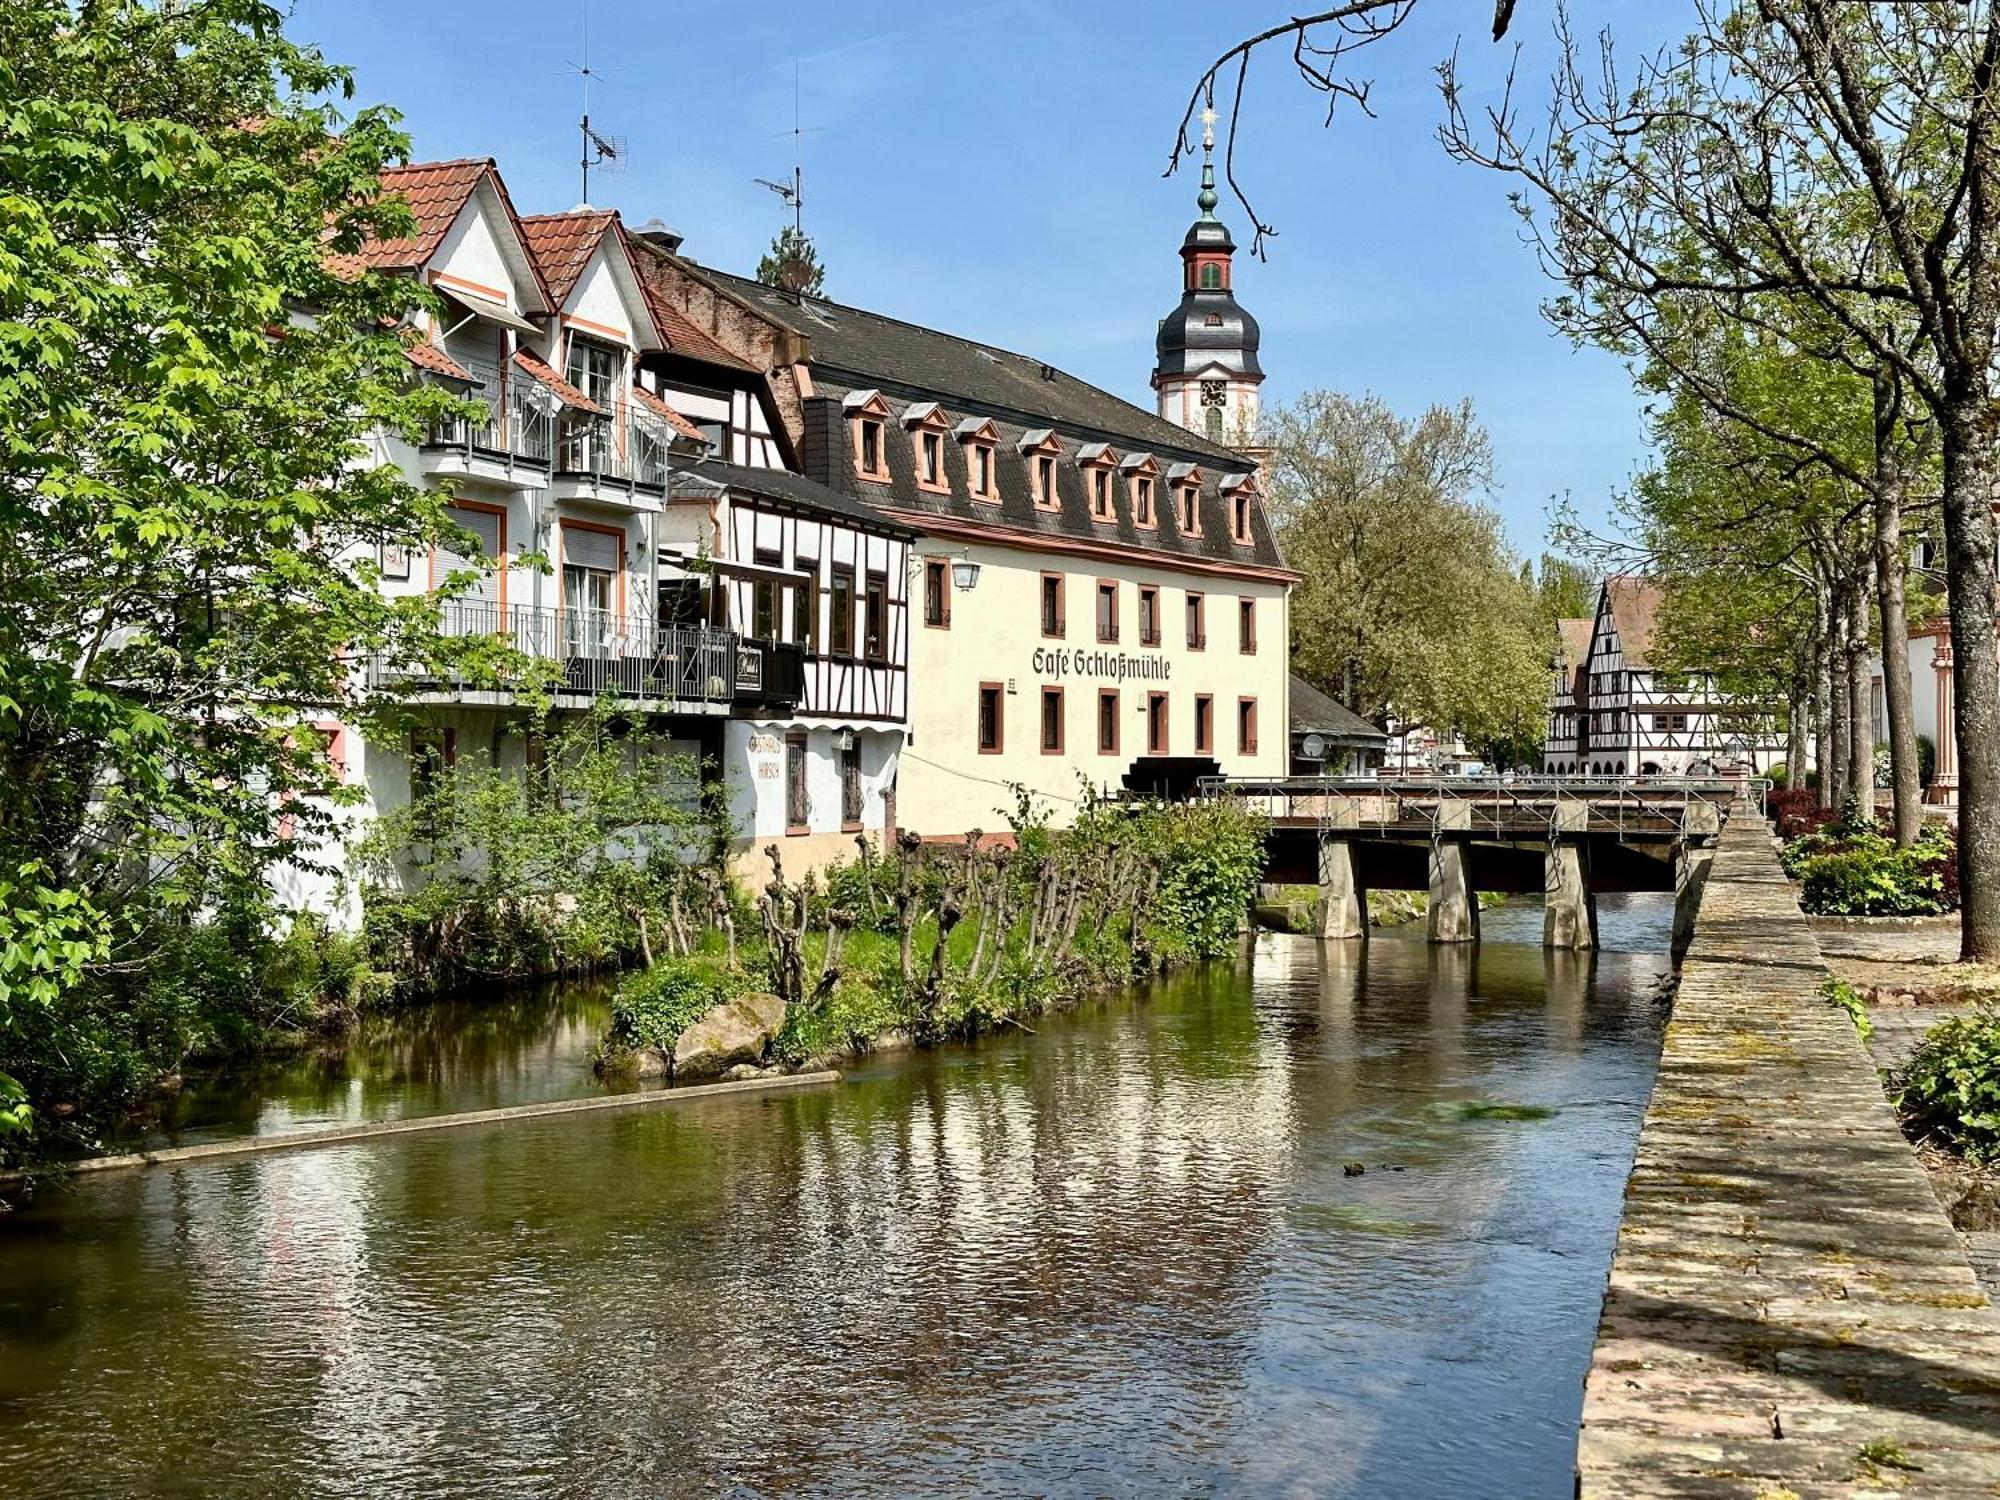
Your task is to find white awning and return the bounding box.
[437,283,539,335]
[659,547,811,584]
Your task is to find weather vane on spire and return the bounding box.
[1197,104,1220,218]
[1201,104,1217,156]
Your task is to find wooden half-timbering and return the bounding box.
[722,500,910,723]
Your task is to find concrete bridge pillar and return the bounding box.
[1428,801,1479,944]
[1544,800,1597,951]
[1315,833,1368,940]
[1672,803,1722,953]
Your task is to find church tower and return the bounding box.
[1153,106,1264,449]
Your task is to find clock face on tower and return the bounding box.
[1200,380,1227,408]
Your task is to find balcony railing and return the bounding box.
[555,401,672,490]
[423,359,553,465]
[372,598,735,702]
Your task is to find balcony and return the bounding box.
[420,359,553,490]
[370,598,736,707]
[550,401,675,504]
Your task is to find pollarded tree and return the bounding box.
[1269,391,1549,760]
[0,0,470,1144]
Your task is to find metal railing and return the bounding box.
[555,401,671,490]
[372,598,736,702]
[1199,773,1767,842]
[424,359,554,465]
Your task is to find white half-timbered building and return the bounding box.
[1542,577,1780,776]
[292,159,913,918]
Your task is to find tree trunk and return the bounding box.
[1848,558,1875,815]
[1813,595,1834,809]
[1939,396,2000,960]
[1826,585,1851,811]
[1786,672,1808,792]
[1871,412,1923,845]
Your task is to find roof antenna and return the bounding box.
[570,0,624,208]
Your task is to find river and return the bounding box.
[0,897,1670,1499]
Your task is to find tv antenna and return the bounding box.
[755,61,822,239]
[568,0,624,206]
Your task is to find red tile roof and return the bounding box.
[326,159,490,278]
[519,211,618,307]
[402,336,476,383]
[512,348,602,414]
[632,385,709,445]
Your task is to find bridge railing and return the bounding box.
[1197,774,1768,841]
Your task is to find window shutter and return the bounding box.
[442,505,502,602]
[565,526,621,573]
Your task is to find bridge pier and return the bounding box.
[1544,800,1597,951]
[1671,803,1721,953]
[1428,802,1479,944]
[1314,829,1368,941]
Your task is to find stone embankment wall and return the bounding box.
[1577,812,2000,1495]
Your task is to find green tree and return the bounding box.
[1268,392,1548,764]
[756,224,826,298]
[0,0,468,1153]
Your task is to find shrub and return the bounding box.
[1765,763,1789,791]
[1798,835,1948,916]
[1918,733,1938,790]
[604,957,731,1052]
[1899,1011,2000,1161]
[1771,788,1837,841]
[1149,799,1267,961]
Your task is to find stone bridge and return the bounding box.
[1208,776,1756,950]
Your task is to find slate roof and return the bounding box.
[1605,576,1665,669]
[1288,676,1388,743]
[694,266,1247,467]
[519,210,618,307]
[325,159,489,277]
[797,381,1288,574]
[671,460,915,537]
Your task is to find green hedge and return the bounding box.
[1900,1011,2000,1162]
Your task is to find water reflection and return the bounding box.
[0,897,1671,1499]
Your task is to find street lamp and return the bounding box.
[950,556,981,591]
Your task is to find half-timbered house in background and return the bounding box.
[1542,577,1782,776]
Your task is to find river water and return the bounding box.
[0,898,1670,1499]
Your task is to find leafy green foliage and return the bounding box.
[357,704,730,998]
[0,1,480,1160]
[1899,1011,2000,1162]
[1788,825,1957,916]
[1823,979,1873,1041]
[756,225,825,297]
[605,959,730,1052]
[1150,799,1266,961]
[1267,392,1551,762]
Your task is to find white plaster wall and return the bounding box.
[432,198,516,307]
[898,542,1290,834]
[567,244,636,346]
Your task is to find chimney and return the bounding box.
[632,217,684,255]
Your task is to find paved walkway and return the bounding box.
[1577,813,2000,1496]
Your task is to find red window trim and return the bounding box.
[1137,583,1162,648]
[1194,693,1214,754]
[1238,596,1257,655]
[1040,684,1064,755]
[978,681,1005,755]
[1238,696,1259,755]
[1040,571,1066,639]
[1096,577,1120,644]
[1186,590,1206,651]
[1146,691,1170,756]
[923,556,951,630]
[1097,688,1120,756]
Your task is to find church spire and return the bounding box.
[1152,104,1264,449]
[1197,105,1220,219]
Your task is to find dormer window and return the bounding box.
[1018,428,1062,512]
[956,417,1000,501]
[1199,262,1222,290]
[1122,453,1160,528]
[1178,483,1200,534]
[1078,443,1118,522]
[1092,469,1111,517]
[1223,476,1257,544]
[902,401,954,494]
[845,389,893,482]
[1232,493,1252,542]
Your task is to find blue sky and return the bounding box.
[293,0,1690,553]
